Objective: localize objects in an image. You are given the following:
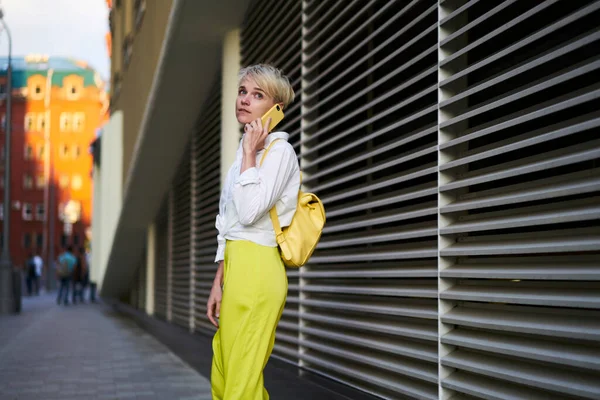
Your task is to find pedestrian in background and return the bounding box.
[33,251,43,293]
[71,247,89,304]
[25,252,39,296]
[56,245,77,306]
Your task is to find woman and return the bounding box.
[206,64,299,399]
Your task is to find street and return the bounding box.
[0,294,211,400]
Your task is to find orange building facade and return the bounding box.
[0,55,108,274]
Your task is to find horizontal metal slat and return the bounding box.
[442,306,600,341]
[441,233,600,256]
[300,352,438,400]
[301,325,438,363]
[441,1,600,90]
[305,84,437,163]
[441,59,600,131]
[443,328,600,371]
[442,284,600,308]
[440,0,559,67]
[301,298,437,320]
[305,120,436,183]
[304,0,373,57]
[439,0,518,48]
[439,87,600,151]
[304,283,437,299]
[321,166,437,205]
[442,349,600,399]
[441,203,600,235]
[302,0,347,38]
[319,227,437,249]
[300,338,438,384]
[304,6,436,100]
[442,260,600,280]
[326,185,437,218]
[311,245,437,263]
[304,123,435,172]
[442,370,567,400]
[441,171,600,213]
[440,116,600,172]
[313,145,436,193]
[302,264,437,279]
[441,31,600,109]
[440,146,600,193]
[305,0,422,78]
[241,0,293,55]
[324,206,437,234]
[302,313,438,342]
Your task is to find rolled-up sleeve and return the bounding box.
[214,213,226,263]
[233,143,297,226]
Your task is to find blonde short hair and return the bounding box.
[238,64,295,109]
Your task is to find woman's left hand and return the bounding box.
[243,117,271,156]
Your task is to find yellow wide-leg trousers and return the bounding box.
[211,240,288,400]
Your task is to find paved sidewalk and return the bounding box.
[0,294,212,400]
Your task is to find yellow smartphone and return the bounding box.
[261,103,284,132]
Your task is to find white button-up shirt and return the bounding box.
[214,131,300,263]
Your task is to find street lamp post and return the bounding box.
[0,8,15,314]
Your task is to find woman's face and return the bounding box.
[236,77,277,125]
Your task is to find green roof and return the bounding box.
[0,56,103,89]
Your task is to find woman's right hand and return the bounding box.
[207,262,224,328]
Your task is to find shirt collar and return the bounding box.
[263,131,289,149]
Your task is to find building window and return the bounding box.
[60,113,72,132]
[36,233,44,249]
[22,203,33,221]
[73,113,85,132]
[1,113,5,131]
[72,145,81,159]
[71,175,83,191]
[25,114,35,131]
[59,175,70,189]
[35,204,45,221]
[59,144,69,158]
[23,174,33,189]
[24,144,34,160]
[23,233,32,249]
[73,234,80,246]
[36,174,46,189]
[66,84,81,100]
[30,81,44,100]
[37,144,46,160]
[0,203,3,220]
[60,234,68,248]
[37,114,47,131]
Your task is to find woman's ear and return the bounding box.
[278,102,285,111]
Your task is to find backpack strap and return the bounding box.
[260,139,286,245]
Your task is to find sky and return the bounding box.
[0,0,110,80]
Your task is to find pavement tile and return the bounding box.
[0,294,211,400]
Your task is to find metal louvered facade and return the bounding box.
[154,203,169,320]
[437,1,600,399]
[170,148,192,329]
[124,1,600,399]
[300,0,440,397]
[192,78,223,334]
[240,0,304,363]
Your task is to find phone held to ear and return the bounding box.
[261,104,285,133]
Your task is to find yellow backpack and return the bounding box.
[260,139,326,268]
